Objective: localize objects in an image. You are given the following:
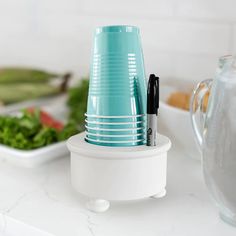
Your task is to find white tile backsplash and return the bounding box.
[0,0,235,81]
[175,0,236,22]
[139,20,231,55]
[171,53,219,81]
[0,0,31,16]
[38,0,83,15]
[143,49,175,80]
[81,0,175,18]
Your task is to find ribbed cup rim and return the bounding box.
[85,131,144,137]
[85,125,145,131]
[85,119,145,125]
[85,137,145,144]
[95,25,139,34]
[85,113,145,118]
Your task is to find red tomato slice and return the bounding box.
[27,107,64,131]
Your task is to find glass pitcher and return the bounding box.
[190,55,236,226]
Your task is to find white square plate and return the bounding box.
[0,141,68,168]
[0,95,72,168]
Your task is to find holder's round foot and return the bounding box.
[151,189,166,199]
[86,199,110,213]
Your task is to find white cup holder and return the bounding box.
[67,132,171,212]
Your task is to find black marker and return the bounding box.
[146,74,159,146]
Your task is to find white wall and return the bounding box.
[0,0,235,81]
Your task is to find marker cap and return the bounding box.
[147,74,159,115]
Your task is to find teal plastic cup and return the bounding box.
[85,119,145,130]
[85,114,145,123]
[87,25,147,117]
[84,137,145,147]
[85,132,145,141]
[85,125,145,136]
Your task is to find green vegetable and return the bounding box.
[0,68,71,104]
[0,110,78,150]
[0,83,61,104]
[0,68,58,84]
[67,78,89,128]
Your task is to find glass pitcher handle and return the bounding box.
[190,79,213,148]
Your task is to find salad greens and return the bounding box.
[0,109,78,150]
[0,77,89,150]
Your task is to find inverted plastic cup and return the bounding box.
[85,136,145,147]
[85,125,145,136]
[85,125,145,131]
[87,25,147,117]
[85,113,146,123]
[85,119,145,130]
[85,113,145,118]
[86,131,144,139]
[85,138,145,147]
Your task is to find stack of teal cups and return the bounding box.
[85,25,147,147]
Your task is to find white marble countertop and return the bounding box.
[0,145,235,236]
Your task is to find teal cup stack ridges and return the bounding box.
[85,25,147,147]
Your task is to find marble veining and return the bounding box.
[0,148,235,236]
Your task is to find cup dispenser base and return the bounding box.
[67,132,171,212]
